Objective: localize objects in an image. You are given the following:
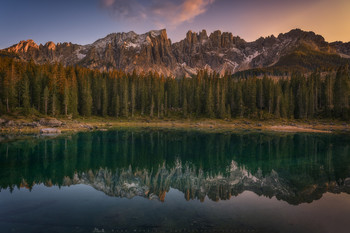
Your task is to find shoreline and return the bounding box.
[1,117,349,137]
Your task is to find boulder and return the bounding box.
[40,128,61,134]
[5,120,16,127]
[39,118,62,127]
[81,124,93,130]
[22,122,41,128]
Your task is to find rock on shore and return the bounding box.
[39,118,63,127]
[40,128,61,134]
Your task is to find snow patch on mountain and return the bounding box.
[244,51,261,64]
[75,48,86,60]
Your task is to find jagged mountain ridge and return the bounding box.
[3,28,350,77]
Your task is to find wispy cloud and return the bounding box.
[100,0,215,27]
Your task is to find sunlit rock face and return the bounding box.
[3,29,350,77]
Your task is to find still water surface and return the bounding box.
[0,130,349,233]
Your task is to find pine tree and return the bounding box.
[219,89,226,119]
[122,78,129,117]
[234,82,244,118]
[256,79,263,111]
[63,84,69,116]
[183,93,188,117]
[273,83,282,118]
[164,91,168,117]
[21,74,30,114]
[51,91,57,116]
[215,81,221,117]
[29,67,41,111]
[195,81,201,117]
[150,95,154,118]
[3,62,17,112]
[206,84,214,118]
[68,68,78,117]
[115,94,120,117]
[43,86,49,115]
[263,75,273,114]
[324,74,334,117]
[140,79,146,116]
[78,72,92,117]
[131,82,135,118]
[101,78,108,117]
[244,78,257,117]
[334,66,350,119]
[227,104,231,119]
[111,77,120,117]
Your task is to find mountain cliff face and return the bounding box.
[3,29,350,77]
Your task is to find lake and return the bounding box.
[0,129,349,233]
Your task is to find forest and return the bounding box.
[0,56,349,120]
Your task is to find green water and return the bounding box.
[0,130,349,233]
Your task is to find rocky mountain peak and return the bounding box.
[3,28,350,77]
[44,41,56,50]
[7,39,39,53]
[209,30,222,47]
[278,28,326,45]
[149,29,167,38]
[185,29,209,45]
[199,29,208,40]
[150,29,170,44]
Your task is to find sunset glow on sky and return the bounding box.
[1,0,350,48]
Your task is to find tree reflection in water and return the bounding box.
[1,130,349,205]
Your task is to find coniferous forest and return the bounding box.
[0,56,350,120]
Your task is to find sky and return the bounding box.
[1,0,350,49]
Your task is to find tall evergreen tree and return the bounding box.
[206,84,214,118]
[21,74,30,114]
[334,66,350,119]
[122,78,129,117]
[43,86,49,115]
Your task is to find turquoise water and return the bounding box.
[0,130,349,233]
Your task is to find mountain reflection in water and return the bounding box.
[1,130,349,205]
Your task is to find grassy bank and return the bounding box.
[1,115,349,136]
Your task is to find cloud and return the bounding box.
[100,0,215,27]
[101,0,115,7]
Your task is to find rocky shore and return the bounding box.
[1,116,349,138]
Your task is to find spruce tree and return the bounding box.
[206,84,214,118]
[122,78,129,117]
[131,82,136,118]
[21,75,30,114]
[150,95,154,118]
[63,84,69,116]
[334,66,350,119]
[101,79,108,117]
[43,86,49,115]
[183,93,188,117]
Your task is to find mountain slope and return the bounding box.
[3,28,350,77]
